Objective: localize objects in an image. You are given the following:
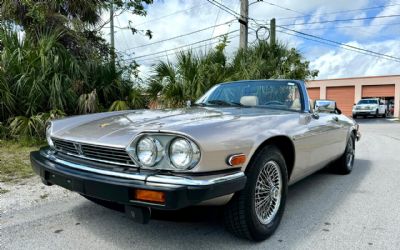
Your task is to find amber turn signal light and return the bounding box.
[133,189,166,204]
[228,154,246,166]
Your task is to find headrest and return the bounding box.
[240,96,259,106]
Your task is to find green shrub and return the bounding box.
[109,100,130,111]
[7,109,65,139]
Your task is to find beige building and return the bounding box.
[307,75,400,118]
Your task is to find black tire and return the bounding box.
[352,114,357,119]
[334,133,355,175]
[383,111,387,118]
[80,194,125,212]
[224,145,288,241]
[374,109,379,118]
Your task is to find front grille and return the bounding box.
[356,106,371,110]
[53,139,79,155]
[52,138,135,166]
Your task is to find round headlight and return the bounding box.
[46,122,54,148]
[136,137,163,167]
[169,138,200,170]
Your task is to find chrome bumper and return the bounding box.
[40,149,244,187]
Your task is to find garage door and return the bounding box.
[307,87,320,101]
[326,86,355,116]
[362,85,395,98]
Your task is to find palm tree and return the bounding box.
[228,41,318,80]
[150,48,228,107]
[0,1,154,139]
[149,41,318,108]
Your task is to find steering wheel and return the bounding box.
[263,100,285,106]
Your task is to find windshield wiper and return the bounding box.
[206,100,244,107]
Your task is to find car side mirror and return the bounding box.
[314,100,337,114]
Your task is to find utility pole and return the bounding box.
[110,1,115,67]
[239,0,249,49]
[270,18,276,45]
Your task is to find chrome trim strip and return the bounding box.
[40,150,244,186]
[146,172,245,186]
[61,151,135,167]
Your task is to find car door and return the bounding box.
[290,112,341,181]
[307,112,342,168]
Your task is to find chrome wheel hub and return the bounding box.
[254,160,282,225]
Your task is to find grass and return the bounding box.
[0,187,10,194]
[0,139,44,182]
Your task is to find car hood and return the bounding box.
[51,107,292,147]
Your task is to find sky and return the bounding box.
[102,0,400,80]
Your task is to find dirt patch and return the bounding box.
[0,176,78,214]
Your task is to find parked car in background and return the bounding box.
[30,80,361,241]
[352,98,387,118]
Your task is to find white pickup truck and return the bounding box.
[352,98,387,118]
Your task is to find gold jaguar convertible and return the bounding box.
[31,79,361,241]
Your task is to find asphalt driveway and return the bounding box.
[1,118,399,249]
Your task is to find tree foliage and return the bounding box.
[150,40,318,107]
[0,1,318,140]
[0,0,152,139]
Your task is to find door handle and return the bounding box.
[333,116,339,122]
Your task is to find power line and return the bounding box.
[135,33,245,63]
[207,0,263,27]
[250,1,306,15]
[277,26,400,62]
[125,29,239,61]
[123,19,236,51]
[135,42,222,63]
[278,26,400,62]
[115,16,130,50]
[276,30,395,65]
[277,3,400,21]
[135,30,257,64]
[279,14,400,27]
[277,29,399,64]
[206,0,241,18]
[210,0,223,44]
[208,0,240,48]
[299,22,400,32]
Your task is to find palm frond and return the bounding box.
[109,100,130,111]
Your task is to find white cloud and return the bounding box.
[310,40,400,79]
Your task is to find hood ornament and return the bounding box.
[73,143,83,155]
[100,122,111,128]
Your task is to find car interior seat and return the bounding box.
[240,96,259,106]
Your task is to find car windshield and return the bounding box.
[357,99,378,104]
[195,81,302,111]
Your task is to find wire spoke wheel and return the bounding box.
[254,160,282,225]
[224,145,288,240]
